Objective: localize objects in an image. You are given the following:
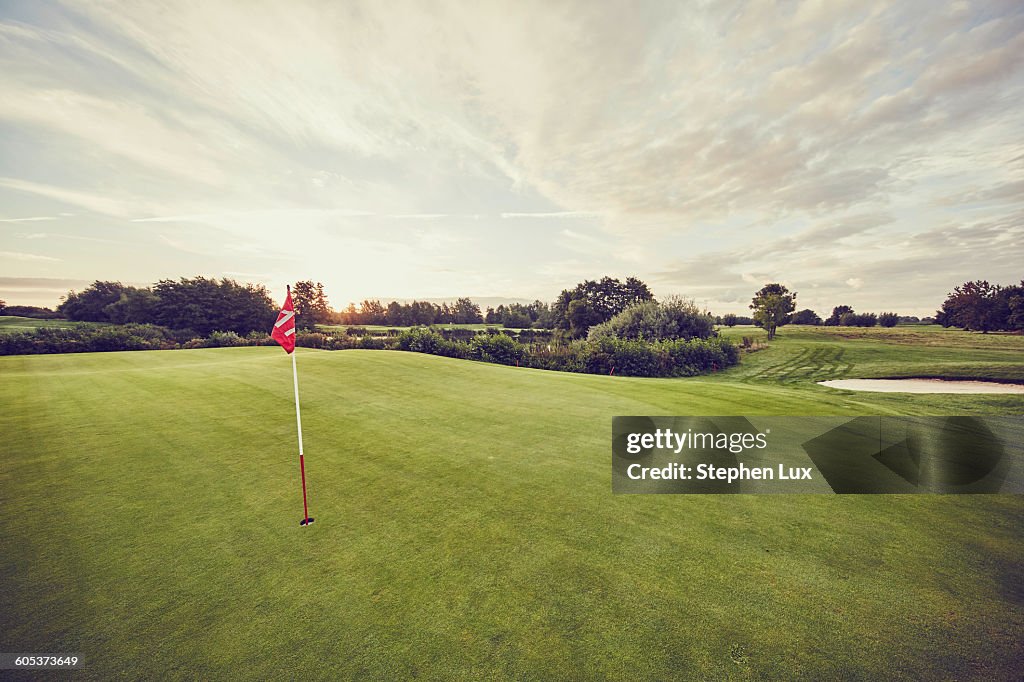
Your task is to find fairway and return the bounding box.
[0,316,102,335]
[2,328,1023,679]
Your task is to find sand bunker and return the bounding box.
[819,378,1024,394]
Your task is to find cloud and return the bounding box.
[0,1,1020,311]
[501,211,602,219]
[0,215,57,223]
[0,177,136,216]
[0,250,61,262]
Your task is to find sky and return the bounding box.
[0,1,1022,316]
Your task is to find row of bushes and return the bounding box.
[0,324,740,376]
[0,325,279,355]
[393,328,738,377]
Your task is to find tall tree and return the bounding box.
[452,297,483,324]
[1003,281,1024,331]
[59,281,140,322]
[150,277,276,334]
[937,280,1006,332]
[551,276,654,337]
[359,300,386,325]
[291,280,331,329]
[750,283,796,340]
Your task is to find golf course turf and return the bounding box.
[1,326,1022,679]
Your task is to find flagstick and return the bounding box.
[292,349,313,526]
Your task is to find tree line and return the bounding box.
[57,278,278,336]
[309,275,661,336]
[330,297,486,327]
[8,274,1020,340]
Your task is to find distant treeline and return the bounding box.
[0,304,63,319]
[333,298,488,327]
[5,275,656,338]
[329,276,653,334]
[716,308,910,328]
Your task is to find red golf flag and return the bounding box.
[271,288,297,354]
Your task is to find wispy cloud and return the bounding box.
[0,216,57,223]
[501,212,602,219]
[0,250,61,262]
[0,177,135,217]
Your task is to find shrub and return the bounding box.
[0,323,178,355]
[246,331,274,345]
[398,327,442,353]
[469,333,524,365]
[588,297,715,342]
[791,309,822,325]
[839,312,878,327]
[358,335,387,350]
[207,330,245,347]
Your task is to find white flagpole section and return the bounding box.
[291,350,304,456]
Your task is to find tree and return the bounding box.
[0,299,5,314]
[552,276,655,338]
[103,288,158,324]
[531,300,554,329]
[1003,281,1024,331]
[878,312,898,327]
[385,301,406,326]
[790,309,822,325]
[840,312,876,327]
[750,283,796,340]
[566,299,603,338]
[937,280,1006,333]
[339,302,359,325]
[825,305,854,326]
[359,300,386,325]
[452,297,483,324]
[588,297,715,341]
[291,281,331,329]
[59,281,140,322]
[721,314,738,327]
[150,277,276,335]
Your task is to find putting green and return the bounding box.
[1,328,1022,678]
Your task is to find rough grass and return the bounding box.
[1,327,1022,679]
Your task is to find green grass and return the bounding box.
[0,315,101,334]
[720,325,1024,389]
[1,327,1022,679]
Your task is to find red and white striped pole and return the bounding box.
[283,284,313,527]
[292,347,313,526]
[272,285,313,526]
